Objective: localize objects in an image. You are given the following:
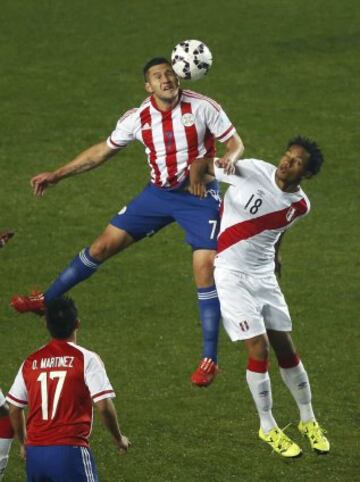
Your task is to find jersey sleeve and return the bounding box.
[107,108,137,150]
[6,363,28,408]
[84,352,116,403]
[204,102,236,143]
[214,158,257,186]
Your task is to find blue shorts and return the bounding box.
[110,181,221,250]
[26,445,99,482]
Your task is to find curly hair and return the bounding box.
[287,136,324,175]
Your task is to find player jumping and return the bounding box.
[190,137,330,456]
[11,58,244,387]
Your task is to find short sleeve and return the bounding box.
[214,159,258,186]
[84,353,115,403]
[6,363,28,408]
[107,108,137,150]
[204,102,236,143]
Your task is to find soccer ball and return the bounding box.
[171,40,213,81]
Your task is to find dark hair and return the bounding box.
[45,296,78,339]
[287,136,324,175]
[143,57,171,80]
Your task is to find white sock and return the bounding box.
[280,361,315,422]
[246,369,277,433]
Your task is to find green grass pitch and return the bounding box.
[1,0,359,480]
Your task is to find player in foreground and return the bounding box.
[7,296,130,481]
[11,57,244,387]
[190,137,330,457]
[0,229,15,480]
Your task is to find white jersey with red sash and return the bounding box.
[214,159,310,276]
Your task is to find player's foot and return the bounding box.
[191,357,218,387]
[259,426,302,458]
[11,291,45,316]
[298,420,330,454]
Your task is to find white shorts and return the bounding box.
[214,267,292,342]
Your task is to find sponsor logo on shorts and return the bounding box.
[182,113,195,127]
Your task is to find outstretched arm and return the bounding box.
[95,398,130,455]
[31,141,117,197]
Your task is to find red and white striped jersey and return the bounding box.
[107,89,236,188]
[7,339,115,447]
[214,159,311,276]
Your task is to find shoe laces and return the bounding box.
[307,422,327,440]
[271,424,293,452]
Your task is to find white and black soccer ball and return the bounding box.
[171,40,213,81]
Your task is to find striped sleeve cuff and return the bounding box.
[6,393,27,408]
[106,136,127,150]
[92,390,116,403]
[216,125,236,142]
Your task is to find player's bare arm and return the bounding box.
[0,230,15,247]
[8,404,26,459]
[31,141,116,197]
[189,158,215,198]
[217,133,244,174]
[95,398,130,454]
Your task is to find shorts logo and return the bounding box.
[286,206,296,222]
[239,320,250,332]
[118,206,127,215]
[182,113,195,127]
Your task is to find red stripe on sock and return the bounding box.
[247,358,269,373]
[278,353,300,369]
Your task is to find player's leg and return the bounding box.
[43,225,134,303]
[11,225,134,314]
[268,330,330,453]
[215,267,301,457]
[191,248,221,386]
[262,275,329,453]
[11,185,173,315]
[173,185,221,386]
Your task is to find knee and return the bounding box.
[246,335,270,361]
[194,254,216,287]
[89,240,110,261]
